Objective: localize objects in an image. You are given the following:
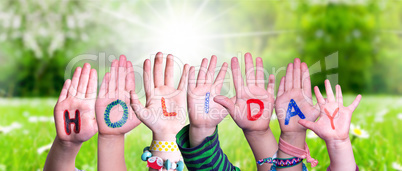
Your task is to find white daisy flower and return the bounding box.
[37,143,52,155]
[0,122,22,134]
[392,162,402,170]
[350,124,369,138]
[397,113,402,120]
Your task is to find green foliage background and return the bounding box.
[0,0,401,96]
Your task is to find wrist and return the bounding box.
[189,125,216,147]
[279,131,306,149]
[152,132,177,141]
[325,137,352,150]
[243,128,272,138]
[54,136,82,150]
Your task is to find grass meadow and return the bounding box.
[0,95,401,171]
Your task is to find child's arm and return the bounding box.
[175,56,238,170]
[130,52,189,170]
[44,63,98,171]
[274,58,320,170]
[96,55,141,171]
[298,80,361,171]
[214,53,277,170]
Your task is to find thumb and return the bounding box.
[130,90,147,120]
[214,95,235,114]
[298,119,316,131]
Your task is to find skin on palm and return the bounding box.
[44,63,98,171]
[187,56,229,129]
[96,55,141,135]
[54,63,98,143]
[298,80,362,142]
[130,52,189,139]
[275,59,320,134]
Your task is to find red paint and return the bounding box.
[247,99,264,121]
[161,97,177,116]
[325,108,339,130]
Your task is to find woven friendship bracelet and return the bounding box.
[275,157,303,168]
[150,140,179,152]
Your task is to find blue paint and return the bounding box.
[204,92,210,114]
[104,99,129,128]
[285,99,306,125]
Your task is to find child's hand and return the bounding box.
[95,55,141,135]
[187,56,229,147]
[299,80,361,171]
[45,63,98,171]
[54,63,98,144]
[130,52,189,141]
[275,58,319,135]
[298,80,362,143]
[215,53,275,134]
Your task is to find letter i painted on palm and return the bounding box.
[204,92,210,114]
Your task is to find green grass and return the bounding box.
[0,95,401,171]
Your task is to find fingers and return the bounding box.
[99,72,110,98]
[165,54,174,87]
[85,69,97,99]
[196,58,208,86]
[325,79,335,102]
[256,57,265,88]
[126,61,135,92]
[118,55,127,91]
[205,55,217,85]
[293,58,301,89]
[301,62,312,99]
[188,66,196,91]
[108,60,118,97]
[231,57,244,98]
[314,86,325,106]
[298,120,316,131]
[130,90,147,120]
[68,67,82,97]
[214,95,235,114]
[177,64,190,91]
[267,74,275,97]
[277,77,285,97]
[348,94,362,111]
[285,63,293,91]
[153,52,164,87]
[336,84,343,106]
[244,53,255,87]
[76,63,91,98]
[143,59,152,99]
[213,62,228,95]
[58,79,71,102]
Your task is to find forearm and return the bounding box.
[98,134,126,171]
[44,136,82,171]
[244,129,277,171]
[189,125,216,147]
[326,138,356,171]
[277,132,306,171]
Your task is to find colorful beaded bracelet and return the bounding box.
[141,146,184,171]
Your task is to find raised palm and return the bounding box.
[187,56,229,128]
[95,55,141,135]
[130,52,189,136]
[54,63,98,143]
[299,80,362,141]
[215,53,275,132]
[275,58,320,133]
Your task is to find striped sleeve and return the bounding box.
[176,125,240,171]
